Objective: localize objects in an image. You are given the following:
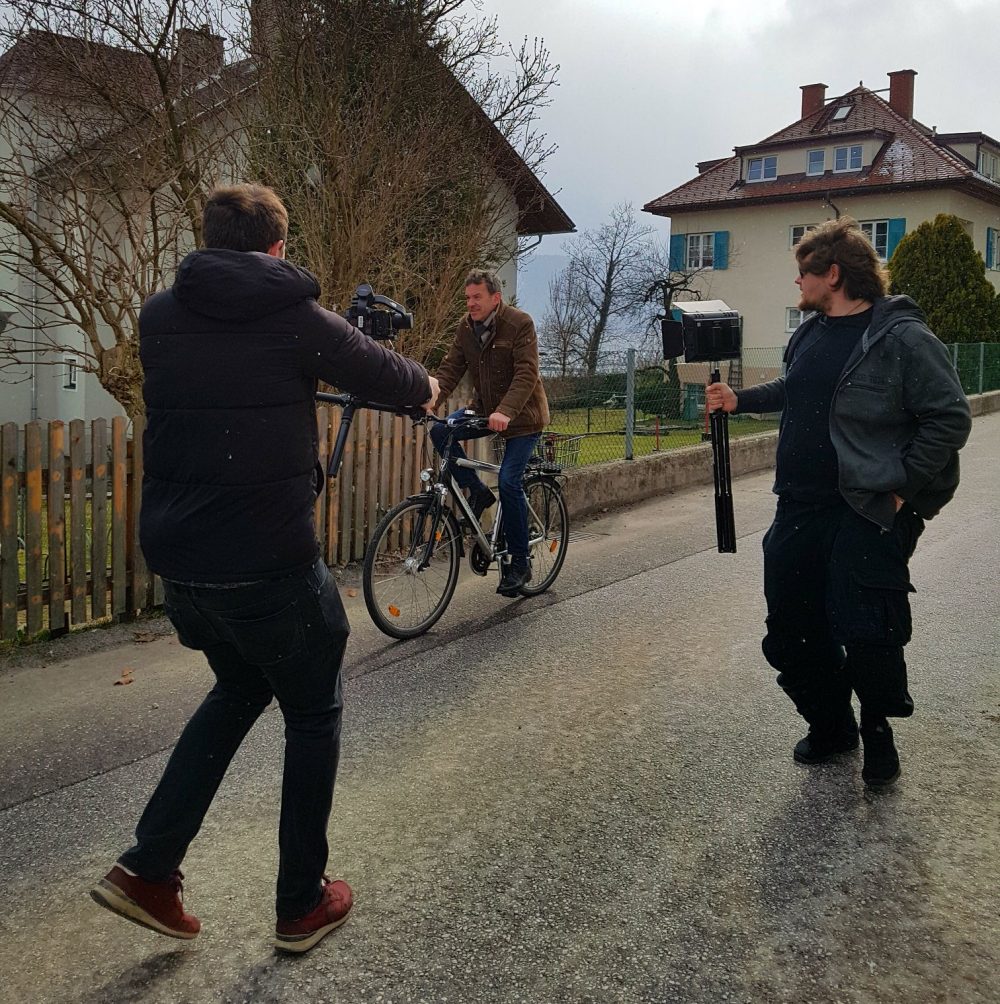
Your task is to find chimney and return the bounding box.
[887,69,917,121]
[800,82,827,119]
[175,26,224,81]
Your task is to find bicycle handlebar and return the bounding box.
[315,394,494,480]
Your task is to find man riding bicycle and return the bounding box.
[431,269,549,597]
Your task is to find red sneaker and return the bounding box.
[274,878,353,953]
[90,865,201,940]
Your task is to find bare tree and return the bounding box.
[553,204,662,375]
[243,0,560,365]
[0,0,561,413]
[0,0,241,416]
[538,268,586,376]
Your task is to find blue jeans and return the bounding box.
[429,410,540,560]
[118,559,349,920]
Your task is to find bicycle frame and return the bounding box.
[316,392,551,573]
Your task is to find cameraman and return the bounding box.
[432,269,550,596]
[706,217,970,788]
[91,184,437,953]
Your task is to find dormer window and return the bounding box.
[747,155,777,182]
[834,145,863,172]
[979,150,999,182]
[806,150,825,176]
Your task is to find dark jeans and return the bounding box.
[429,411,540,560]
[119,559,349,920]
[761,497,924,725]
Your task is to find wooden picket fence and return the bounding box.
[0,397,480,642]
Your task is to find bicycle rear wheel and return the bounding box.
[520,476,569,596]
[362,497,462,638]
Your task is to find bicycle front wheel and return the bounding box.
[520,477,569,596]
[362,497,462,639]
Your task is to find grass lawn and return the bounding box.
[544,408,778,467]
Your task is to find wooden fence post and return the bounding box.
[111,417,127,620]
[91,419,108,621]
[0,423,18,639]
[128,414,150,615]
[47,421,67,637]
[69,419,87,625]
[24,422,43,636]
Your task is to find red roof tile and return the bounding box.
[644,86,1000,214]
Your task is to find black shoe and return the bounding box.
[793,719,860,764]
[468,487,496,524]
[861,723,900,787]
[497,559,531,597]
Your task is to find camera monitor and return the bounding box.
[661,303,742,363]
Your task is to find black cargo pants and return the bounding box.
[761,496,924,725]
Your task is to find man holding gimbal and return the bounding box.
[706,217,971,788]
[91,184,437,952]
[431,269,550,596]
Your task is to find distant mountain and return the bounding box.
[514,253,567,321]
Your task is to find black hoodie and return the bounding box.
[139,249,430,582]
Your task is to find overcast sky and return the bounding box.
[480,0,1000,250]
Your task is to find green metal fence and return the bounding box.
[951,342,1000,396]
[540,342,997,469]
[540,347,784,466]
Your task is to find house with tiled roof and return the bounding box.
[0,23,573,425]
[643,70,1000,348]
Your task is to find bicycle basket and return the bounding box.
[540,433,583,469]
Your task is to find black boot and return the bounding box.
[778,671,858,764]
[497,557,531,597]
[468,486,496,524]
[793,712,860,764]
[861,717,900,787]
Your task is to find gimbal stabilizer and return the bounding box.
[661,307,742,553]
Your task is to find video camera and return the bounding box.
[343,283,413,341]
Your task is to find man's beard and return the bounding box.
[798,291,830,314]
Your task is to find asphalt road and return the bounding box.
[0,414,997,1004]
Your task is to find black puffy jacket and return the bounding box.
[139,249,430,582]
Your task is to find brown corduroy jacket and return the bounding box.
[434,301,549,438]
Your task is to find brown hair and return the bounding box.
[795,217,887,302]
[202,184,288,252]
[464,268,502,296]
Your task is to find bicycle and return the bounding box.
[316,392,569,639]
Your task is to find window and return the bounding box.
[978,150,1000,181]
[861,219,889,260]
[747,155,777,182]
[63,357,78,391]
[806,150,825,176]
[786,308,804,332]
[789,224,817,248]
[831,105,852,121]
[671,231,728,271]
[987,227,999,271]
[834,144,863,172]
[686,233,714,269]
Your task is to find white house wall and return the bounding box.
[669,190,1000,348]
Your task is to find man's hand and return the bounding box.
[422,376,441,414]
[705,381,738,414]
[892,493,905,513]
[487,411,510,433]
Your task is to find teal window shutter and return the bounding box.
[987,227,995,269]
[669,234,686,271]
[713,231,730,270]
[886,218,906,260]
